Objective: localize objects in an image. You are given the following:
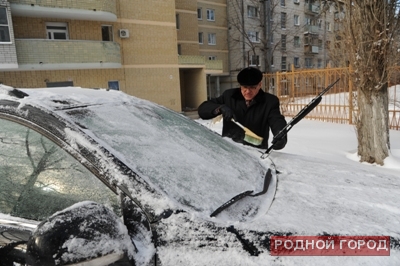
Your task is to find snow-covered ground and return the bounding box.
[195,116,400,265]
[197,117,400,170]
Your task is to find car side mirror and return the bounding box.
[25,201,135,266]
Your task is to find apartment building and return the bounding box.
[196,0,229,99]
[224,0,338,92]
[1,0,340,109]
[0,0,225,112]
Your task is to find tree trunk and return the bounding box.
[356,84,390,165]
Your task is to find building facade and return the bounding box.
[0,0,225,112]
[0,0,340,110]
[223,0,339,92]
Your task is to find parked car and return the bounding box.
[0,85,399,266]
[0,85,276,266]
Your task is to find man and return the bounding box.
[198,67,287,150]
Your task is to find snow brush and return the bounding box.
[231,118,263,146]
[260,78,340,159]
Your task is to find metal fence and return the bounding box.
[264,67,400,130]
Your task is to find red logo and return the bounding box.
[271,236,390,256]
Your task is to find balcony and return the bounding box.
[9,0,117,22]
[304,45,319,54]
[178,55,223,73]
[305,3,320,14]
[304,25,320,34]
[15,39,121,70]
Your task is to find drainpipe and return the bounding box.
[207,74,211,100]
[264,0,272,74]
[216,76,220,96]
[226,2,233,90]
[241,0,246,69]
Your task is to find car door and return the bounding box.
[0,116,129,265]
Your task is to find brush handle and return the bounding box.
[231,119,246,130]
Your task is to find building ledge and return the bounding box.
[14,39,121,71]
[10,2,117,22]
[178,55,223,73]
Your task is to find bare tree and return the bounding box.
[331,0,400,165]
[228,0,301,73]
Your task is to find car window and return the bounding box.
[0,118,120,221]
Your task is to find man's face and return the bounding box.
[240,82,261,101]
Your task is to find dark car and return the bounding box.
[0,85,277,266]
[1,85,400,266]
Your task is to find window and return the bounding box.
[0,118,120,221]
[197,8,202,20]
[108,81,119,90]
[294,57,300,68]
[294,36,300,47]
[326,22,332,31]
[305,58,313,68]
[281,0,286,7]
[281,56,287,71]
[318,39,323,48]
[281,34,286,50]
[248,6,258,18]
[0,7,11,43]
[294,15,300,26]
[46,81,73,88]
[101,25,113,41]
[304,36,310,45]
[208,56,216,60]
[199,32,203,44]
[281,12,286,29]
[46,22,69,40]
[208,33,216,45]
[305,16,311,25]
[248,31,260,43]
[177,44,181,55]
[249,54,259,66]
[176,14,180,29]
[207,9,215,21]
[318,19,322,29]
[317,59,323,68]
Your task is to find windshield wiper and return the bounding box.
[210,169,272,217]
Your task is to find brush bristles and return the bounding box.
[244,134,263,146]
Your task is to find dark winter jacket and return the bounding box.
[198,88,287,149]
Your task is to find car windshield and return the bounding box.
[40,89,270,215]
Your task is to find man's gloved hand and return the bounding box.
[218,105,236,121]
[272,135,287,150]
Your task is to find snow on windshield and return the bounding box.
[63,94,268,214]
[16,87,270,216]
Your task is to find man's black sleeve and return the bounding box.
[197,94,225,119]
[268,97,288,138]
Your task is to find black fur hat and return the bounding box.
[237,67,263,86]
